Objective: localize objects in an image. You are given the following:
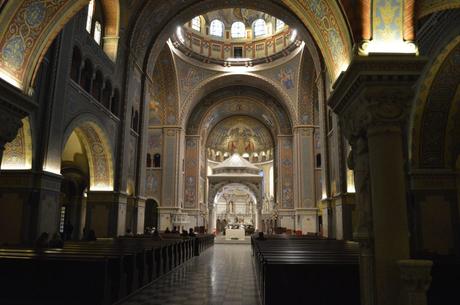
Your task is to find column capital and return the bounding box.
[328,55,427,141]
[397,259,433,305]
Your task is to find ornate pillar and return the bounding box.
[329,55,427,305]
[277,135,295,230]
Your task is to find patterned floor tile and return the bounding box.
[120,244,260,305]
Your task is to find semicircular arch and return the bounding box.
[62,113,115,191]
[180,73,297,128]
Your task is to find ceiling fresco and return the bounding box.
[206,116,273,155]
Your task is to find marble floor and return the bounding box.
[120,244,261,305]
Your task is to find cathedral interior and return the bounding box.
[0,1,459,305]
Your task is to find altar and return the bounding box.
[225,228,245,240]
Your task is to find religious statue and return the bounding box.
[347,137,372,237]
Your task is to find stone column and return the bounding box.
[328,55,427,305]
[208,202,216,233]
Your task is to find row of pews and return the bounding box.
[0,234,214,305]
[251,235,360,305]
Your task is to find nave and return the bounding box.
[121,244,259,305]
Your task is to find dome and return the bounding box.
[172,8,300,66]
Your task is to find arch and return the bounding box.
[1,117,32,170]
[209,181,262,209]
[186,88,292,137]
[62,115,114,191]
[180,72,298,128]
[0,0,120,92]
[417,0,460,19]
[209,19,224,37]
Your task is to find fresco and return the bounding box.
[184,136,199,208]
[373,0,403,42]
[298,51,316,125]
[207,116,273,156]
[149,47,178,126]
[279,137,294,208]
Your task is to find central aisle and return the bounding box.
[121,244,260,305]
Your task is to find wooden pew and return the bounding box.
[251,235,360,305]
[0,234,215,305]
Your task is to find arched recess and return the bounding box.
[411,35,460,169]
[62,117,114,191]
[0,0,119,93]
[1,117,32,170]
[130,0,351,85]
[209,181,262,209]
[144,198,159,230]
[184,86,289,212]
[409,35,460,259]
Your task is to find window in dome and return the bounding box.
[94,21,102,45]
[231,22,246,38]
[86,0,95,33]
[191,16,201,32]
[276,19,285,32]
[210,19,224,37]
[253,19,266,37]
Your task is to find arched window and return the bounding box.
[86,0,95,33]
[92,71,103,101]
[85,0,105,46]
[276,19,285,32]
[111,89,119,116]
[231,22,246,38]
[191,16,201,32]
[146,154,152,167]
[210,19,224,37]
[316,154,322,168]
[253,19,266,37]
[70,47,82,83]
[154,154,161,168]
[80,59,93,92]
[94,21,102,45]
[102,80,112,108]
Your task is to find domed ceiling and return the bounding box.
[206,116,273,158]
[172,8,300,65]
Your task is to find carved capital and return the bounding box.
[397,259,433,305]
[342,87,411,140]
